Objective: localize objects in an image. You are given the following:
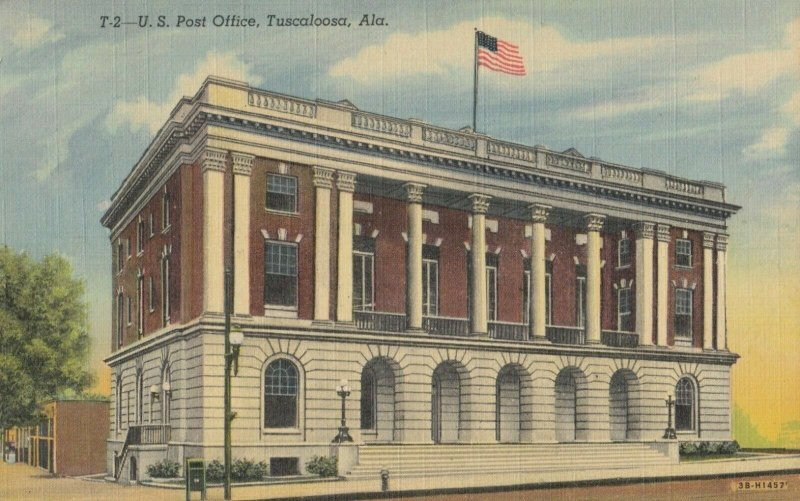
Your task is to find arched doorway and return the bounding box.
[496,365,522,443]
[432,363,461,443]
[360,358,398,442]
[555,367,588,442]
[610,371,635,440]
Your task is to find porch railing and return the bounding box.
[546,325,586,345]
[113,424,171,480]
[489,321,528,341]
[602,330,639,348]
[423,316,470,337]
[354,311,407,333]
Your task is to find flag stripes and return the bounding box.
[476,31,526,76]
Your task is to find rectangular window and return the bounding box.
[117,241,124,274]
[126,239,131,259]
[353,252,374,311]
[266,174,298,213]
[137,275,144,337]
[148,277,155,312]
[676,239,692,267]
[161,257,170,326]
[576,273,587,328]
[137,220,144,254]
[617,287,633,332]
[265,242,298,307]
[127,296,132,325]
[148,213,154,237]
[618,238,631,267]
[422,259,439,316]
[117,293,124,348]
[522,270,530,324]
[675,288,693,338]
[523,259,552,325]
[486,265,497,321]
[545,272,552,325]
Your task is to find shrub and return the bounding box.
[231,458,269,482]
[206,460,224,483]
[720,440,740,454]
[680,440,740,456]
[306,455,338,477]
[680,442,698,455]
[146,459,181,478]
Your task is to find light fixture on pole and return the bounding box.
[663,393,677,440]
[332,379,353,443]
[150,384,160,401]
[229,329,244,376]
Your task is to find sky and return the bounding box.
[0,0,797,447]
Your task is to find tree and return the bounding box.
[0,247,92,430]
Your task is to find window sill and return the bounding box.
[162,225,171,235]
[265,208,300,217]
[262,428,301,435]
[264,306,298,319]
[674,265,694,270]
[136,251,143,257]
[616,264,631,270]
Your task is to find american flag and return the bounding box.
[476,31,526,76]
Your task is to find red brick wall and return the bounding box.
[54,401,109,476]
[667,227,705,347]
[112,169,183,349]
[249,159,315,319]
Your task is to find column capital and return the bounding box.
[656,224,671,242]
[633,221,655,240]
[202,148,227,173]
[584,213,606,232]
[469,193,491,214]
[312,166,335,189]
[336,171,357,193]
[404,182,426,203]
[529,204,551,223]
[702,232,716,249]
[715,234,729,251]
[231,152,254,176]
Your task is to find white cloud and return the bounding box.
[742,127,791,160]
[6,16,63,49]
[107,51,262,136]
[96,199,111,211]
[329,18,671,84]
[782,90,800,125]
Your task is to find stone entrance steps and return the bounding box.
[346,442,674,480]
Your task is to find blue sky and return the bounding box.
[1,0,798,439]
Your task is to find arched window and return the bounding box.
[161,365,171,424]
[135,371,144,424]
[264,359,299,428]
[360,367,376,430]
[675,377,696,431]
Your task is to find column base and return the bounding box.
[405,327,427,336]
[531,336,551,344]
[312,319,335,328]
[470,331,489,338]
[586,339,601,345]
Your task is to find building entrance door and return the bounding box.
[431,377,441,443]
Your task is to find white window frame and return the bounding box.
[137,219,144,255]
[675,377,697,432]
[576,276,587,328]
[422,258,439,316]
[676,239,692,268]
[115,376,123,431]
[545,271,552,325]
[353,251,375,311]
[675,288,693,338]
[523,270,530,324]
[617,287,632,332]
[148,276,155,312]
[264,241,299,309]
[486,265,498,321]
[161,192,171,232]
[265,174,298,214]
[161,255,170,326]
[261,356,304,433]
[137,273,144,337]
[617,238,631,268]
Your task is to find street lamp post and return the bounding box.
[332,379,353,443]
[663,394,677,440]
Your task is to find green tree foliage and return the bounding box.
[0,247,92,429]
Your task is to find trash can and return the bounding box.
[185,458,206,501]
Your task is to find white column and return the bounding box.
[336,172,356,323]
[231,153,253,316]
[530,204,551,341]
[405,183,426,331]
[656,224,670,347]
[634,222,655,346]
[202,148,227,314]
[585,214,605,344]
[470,194,491,336]
[313,167,334,322]
[716,234,728,350]
[702,232,715,350]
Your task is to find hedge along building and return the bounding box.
[101,76,739,481]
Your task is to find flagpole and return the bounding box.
[473,28,478,133]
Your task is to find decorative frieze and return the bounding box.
[248,92,316,118]
[352,113,411,137]
[336,171,357,193]
[633,222,655,240]
[666,177,704,196]
[584,213,606,232]
[202,148,227,173]
[546,153,590,173]
[404,183,426,203]
[656,224,671,242]
[488,141,536,162]
[423,128,477,150]
[469,194,491,214]
[529,203,551,224]
[231,152,254,176]
[312,166,334,189]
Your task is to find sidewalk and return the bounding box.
[3,454,800,501]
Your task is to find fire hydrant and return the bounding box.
[380,468,389,492]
